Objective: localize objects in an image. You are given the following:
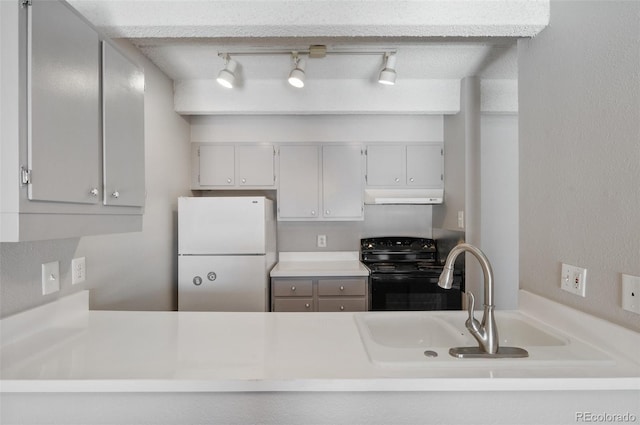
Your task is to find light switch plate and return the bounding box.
[42,261,60,295]
[621,274,640,314]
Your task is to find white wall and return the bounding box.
[481,114,519,309]
[0,40,191,316]
[518,1,640,331]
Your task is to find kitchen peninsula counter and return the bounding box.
[1,290,639,425]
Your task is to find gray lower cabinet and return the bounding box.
[271,277,368,312]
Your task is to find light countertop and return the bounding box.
[269,251,370,277]
[1,290,639,394]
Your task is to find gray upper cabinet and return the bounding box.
[366,143,443,188]
[365,145,405,186]
[199,145,236,186]
[102,41,145,207]
[277,145,320,219]
[28,0,101,204]
[278,144,364,221]
[406,144,443,187]
[322,145,364,220]
[193,144,275,189]
[0,0,145,241]
[236,145,276,187]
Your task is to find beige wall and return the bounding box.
[518,1,640,331]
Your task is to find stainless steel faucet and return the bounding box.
[438,243,498,355]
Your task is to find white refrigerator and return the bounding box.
[178,196,277,311]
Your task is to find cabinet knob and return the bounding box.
[241,178,247,184]
[226,178,232,184]
[394,178,400,183]
[311,210,316,216]
[305,303,311,309]
[89,188,99,197]
[111,191,120,198]
[339,286,345,291]
[291,286,296,291]
[340,306,345,311]
[325,210,331,215]
[409,177,415,182]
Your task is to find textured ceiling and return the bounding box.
[67,0,549,83]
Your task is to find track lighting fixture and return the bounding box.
[378,53,397,86]
[288,53,306,88]
[216,55,238,89]
[216,47,398,89]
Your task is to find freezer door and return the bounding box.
[178,255,268,312]
[178,197,269,254]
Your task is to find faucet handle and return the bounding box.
[465,292,481,333]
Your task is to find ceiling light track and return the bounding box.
[215,45,398,89]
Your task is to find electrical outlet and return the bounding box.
[72,257,86,285]
[41,261,60,295]
[621,274,640,314]
[317,234,327,248]
[560,263,587,297]
[457,211,464,229]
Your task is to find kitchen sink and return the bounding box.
[354,311,613,367]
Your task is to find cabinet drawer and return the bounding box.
[317,278,367,296]
[318,298,366,312]
[272,279,313,296]
[273,298,314,312]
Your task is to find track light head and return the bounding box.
[217,56,238,89]
[288,54,306,88]
[378,53,397,86]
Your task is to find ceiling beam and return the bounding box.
[69,0,549,39]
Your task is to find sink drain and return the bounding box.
[423,350,438,358]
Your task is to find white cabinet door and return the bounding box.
[322,145,364,219]
[278,145,320,219]
[236,145,275,187]
[199,145,235,186]
[102,42,145,207]
[366,145,404,186]
[406,144,443,187]
[28,0,100,204]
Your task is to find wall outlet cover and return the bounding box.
[42,261,60,295]
[560,263,587,297]
[621,274,640,315]
[72,257,86,285]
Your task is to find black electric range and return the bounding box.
[361,237,463,311]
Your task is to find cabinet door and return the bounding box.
[236,145,275,187]
[199,145,235,186]
[406,144,443,187]
[366,145,404,186]
[278,145,320,219]
[322,145,363,219]
[28,0,100,204]
[102,42,145,207]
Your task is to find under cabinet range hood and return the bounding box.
[364,189,444,205]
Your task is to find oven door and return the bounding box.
[370,274,462,311]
